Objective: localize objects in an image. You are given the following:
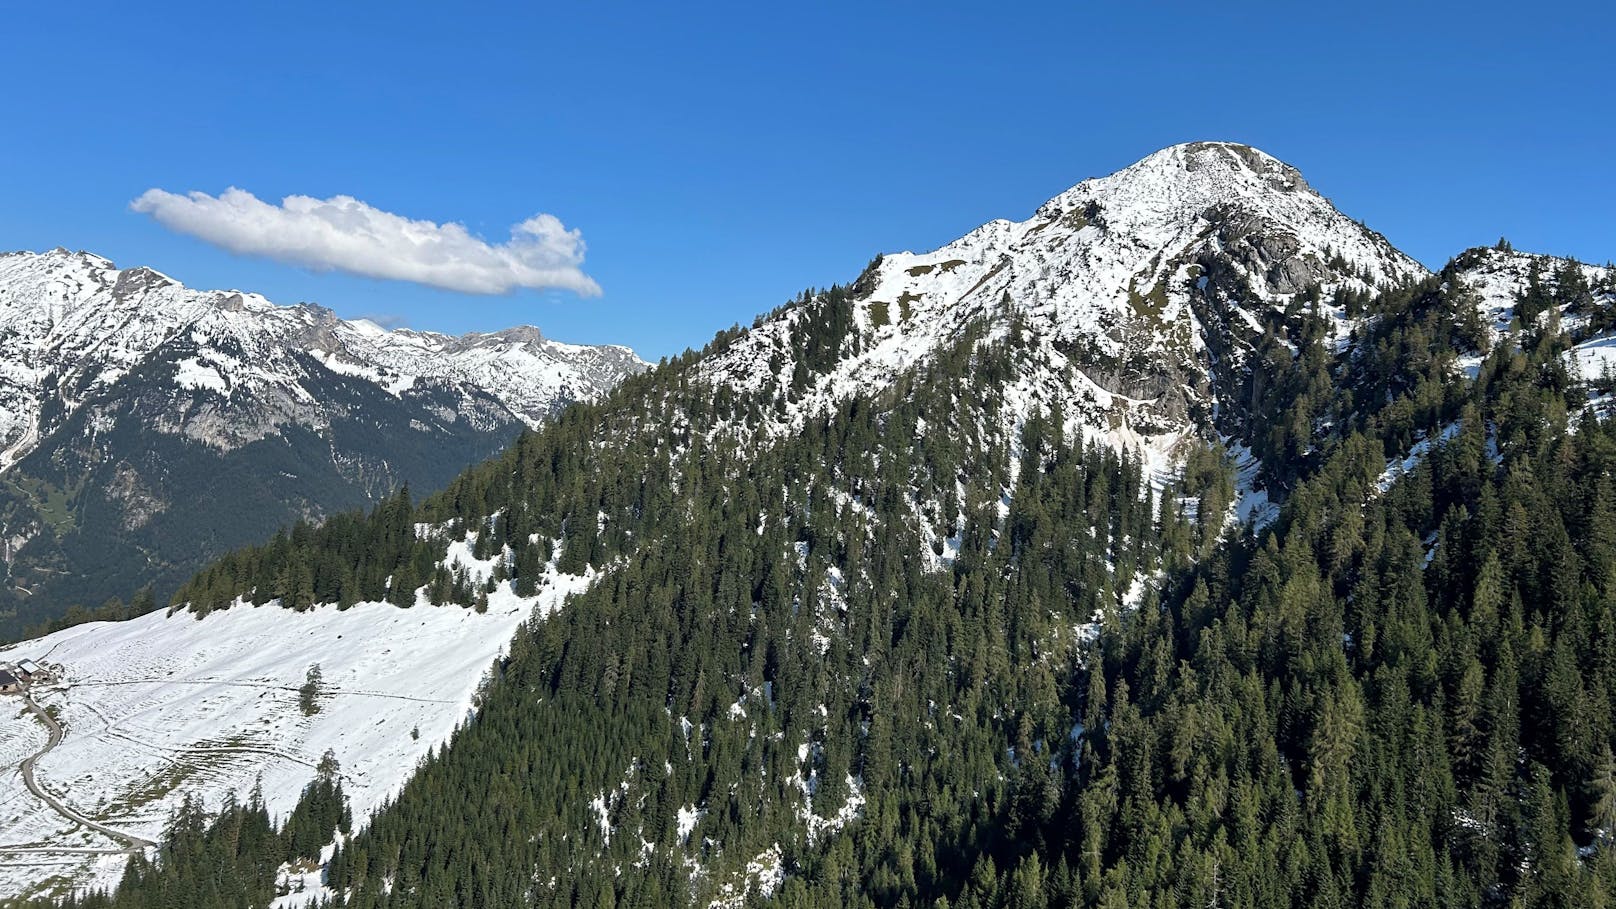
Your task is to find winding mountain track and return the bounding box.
[13,693,153,853]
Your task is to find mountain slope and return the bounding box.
[0,249,645,637]
[10,144,1616,909]
[703,142,1425,498]
[3,142,1418,902]
[1450,244,1616,387]
[0,551,595,900]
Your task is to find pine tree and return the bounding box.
[299,663,323,716]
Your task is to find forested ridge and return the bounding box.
[20,249,1616,908]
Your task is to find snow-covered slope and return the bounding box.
[0,542,596,900]
[0,248,645,467]
[701,141,1427,487]
[1451,245,1616,384]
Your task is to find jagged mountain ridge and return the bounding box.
[0,248,643,466]
[702,142,1427,489]
[0,249,646,635]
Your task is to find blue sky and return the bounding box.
[2,2,1612,359]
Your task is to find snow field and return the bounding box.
[0,552,594,898]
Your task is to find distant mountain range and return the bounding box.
[0,248,646,637]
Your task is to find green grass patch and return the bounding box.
[101,759,206,818]
[1127,276,1170,325]
[6,476,80,534]
[1125,274,1193,359]
[17,873,76,902]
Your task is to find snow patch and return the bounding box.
[173,357,228,393]
[708,843,785,909]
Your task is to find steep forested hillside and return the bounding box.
[313,260,1616,909]
[14,148,1616,909]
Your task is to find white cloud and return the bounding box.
[358,313,410,330]
[130,187,601,296]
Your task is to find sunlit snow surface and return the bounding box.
[0,248,645,469]
[700,142,1422,423]
[0,563,592,900]
[1453,247,1616,390]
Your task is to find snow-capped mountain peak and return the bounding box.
[1036,141,1422,293]
[698,143,1427,491]
[0,248,646,468]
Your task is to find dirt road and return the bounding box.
[14,693,153,852]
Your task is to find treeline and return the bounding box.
[169,488,442,613]
[18,587,159,641]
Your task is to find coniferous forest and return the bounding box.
[18,252,1616,909]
